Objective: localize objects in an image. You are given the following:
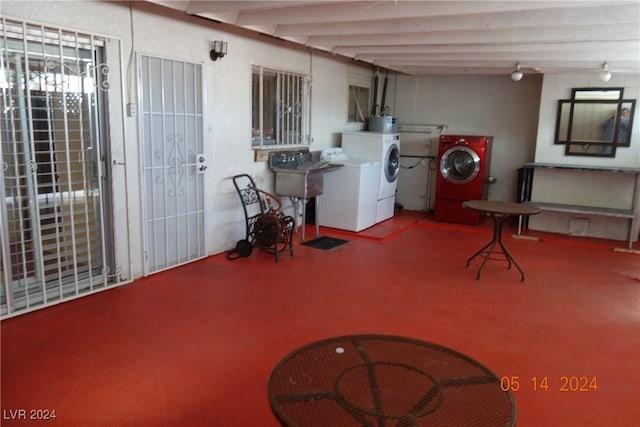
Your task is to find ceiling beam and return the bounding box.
[307,24,639,47]
[332,40,640,56]
[373,59,640,68]
[275,4,638,37]
[185,1,315,14]
[357,51,637,65]
[234,1,637,25]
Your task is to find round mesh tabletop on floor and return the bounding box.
[268,335,516,427]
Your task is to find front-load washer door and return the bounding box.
[384,143,400,183]
[439,146,480,185]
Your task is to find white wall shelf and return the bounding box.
[525,202,635,218]
[519,162,640,249]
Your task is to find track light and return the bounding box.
[599,62,612,82]
[510,63,523,81]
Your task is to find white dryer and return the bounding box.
[341,132,401,223]
[317,148,381,232]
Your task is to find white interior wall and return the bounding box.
[1,1,371,280]
[529,73,640,241]
[387,73,542,203]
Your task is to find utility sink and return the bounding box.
[269,150,342,199]
[268,149,343,241]
[274,168,324,199]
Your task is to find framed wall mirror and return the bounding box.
[554,87,636,157]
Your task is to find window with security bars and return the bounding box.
[347,65,372,123]
[0,18,116,316]
[252,65,310,147]
[348,85,369,122]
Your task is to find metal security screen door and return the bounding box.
[0,19,118,316]
[139,55,205,274]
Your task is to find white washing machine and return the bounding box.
[341,132,401,223]
[317,148,381,232]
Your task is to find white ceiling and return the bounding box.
[149,0,640,77]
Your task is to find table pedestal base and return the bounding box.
[466,214,526,282]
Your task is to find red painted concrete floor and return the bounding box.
[2,211,639,426]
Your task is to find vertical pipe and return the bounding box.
[372,70,378,116]
[380,70,388,114]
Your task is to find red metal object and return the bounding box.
[434,135,493,225]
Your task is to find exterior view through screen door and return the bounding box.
[139,54,205,274]
[0,18,124,317]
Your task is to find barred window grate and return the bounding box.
[251,65,310,148]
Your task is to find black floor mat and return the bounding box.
[302,236,349,250]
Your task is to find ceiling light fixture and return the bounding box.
[511,63,523,81]
[599,62,612,82]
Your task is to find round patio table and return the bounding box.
[463,200,541,282]
[268,334,516,427]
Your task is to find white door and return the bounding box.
[139,55,205,274]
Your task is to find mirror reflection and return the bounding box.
[555,87,635,157]
[574,88,622,100]
[601,104,632,143]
